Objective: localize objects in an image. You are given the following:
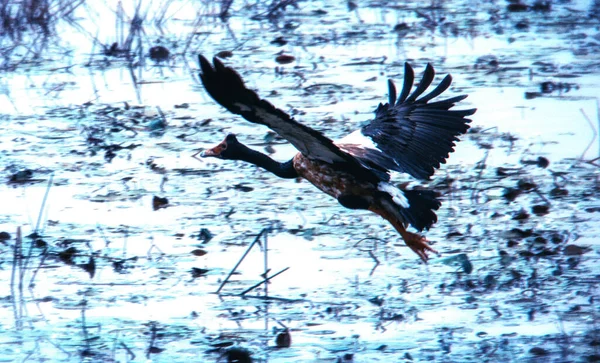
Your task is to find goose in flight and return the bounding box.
[198,55,475,262]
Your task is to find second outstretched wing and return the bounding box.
[343,63,476,180]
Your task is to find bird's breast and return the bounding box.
[292,153,376,199]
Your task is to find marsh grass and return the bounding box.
[0,0,85,69]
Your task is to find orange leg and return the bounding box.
[368,206,439,263]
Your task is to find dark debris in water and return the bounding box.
[190,267,209,278]
[194,228,214,243]
[7,169,47,184]
[223,347,253,363]
[149,46,170,63]
[152,196,169,210]
[0,1,599,362]
[439,253,473,274]
[274,328,292,348]
[0,231,11,242]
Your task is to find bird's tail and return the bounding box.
[393,189,441,232]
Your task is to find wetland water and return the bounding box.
[0,0,599,362]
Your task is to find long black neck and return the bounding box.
[235,143,298,179]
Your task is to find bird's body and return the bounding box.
[293,153,366,201]
[198,55,476,262]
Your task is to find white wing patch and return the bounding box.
[377,182,410,209]
[336,130,378,150]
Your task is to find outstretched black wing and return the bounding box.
[350,63,476,180]
[199,55,364,168]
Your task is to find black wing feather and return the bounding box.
[362,62,476,180]
[387,79,397,106]
[199,55,384,182]
[396,63,414,104]
[403,63,434,103]
[417,74,452,103]
[200,56,343,163]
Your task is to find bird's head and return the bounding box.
[201,134,244,160]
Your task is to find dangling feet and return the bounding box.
[368,205,440,263]
[399,230,439,263]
